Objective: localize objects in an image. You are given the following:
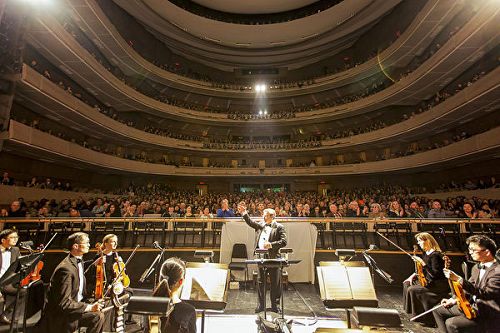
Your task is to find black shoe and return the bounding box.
[255,306,264,313]
[0,314,11,325]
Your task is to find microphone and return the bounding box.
[152,241,161,250]
[368,244,379,251]
[19,241,34,249]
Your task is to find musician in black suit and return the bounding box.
[237,202,287,313]
[0,229,21,324]
[433,235,500,333]
[403,232,449,326]
[39,232,104,333]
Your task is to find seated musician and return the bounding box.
[39,232,104,333]
[403,232,449,326]
[152,257,196,333]
[0,229,22,325]
[91,234,134,331]
[433,235,500,333]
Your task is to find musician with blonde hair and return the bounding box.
[403,232,448,327]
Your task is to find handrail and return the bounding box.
[2,217,498,225]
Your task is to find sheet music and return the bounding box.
[347,267,377,299]
[320,266,352,299]
[181,268,228,302]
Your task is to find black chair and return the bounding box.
[228,243,248,290]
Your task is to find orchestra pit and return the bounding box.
[1,0,500,332]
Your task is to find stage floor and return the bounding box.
[125,284,435,333]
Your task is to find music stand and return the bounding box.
[0,252,44,333]
[245,256,300,333]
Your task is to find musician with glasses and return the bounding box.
[39,232,104,333]
[0,229,21,324]
[433,235,500,333]
[237,201,287,314]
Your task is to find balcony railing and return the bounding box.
[3,217,498,252]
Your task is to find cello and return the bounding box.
[443,255,477,319]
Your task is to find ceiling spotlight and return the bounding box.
[259,110,263,115]
[254,84,266,93]
[264,110,268,115]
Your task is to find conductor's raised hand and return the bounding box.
[237,201,247,214]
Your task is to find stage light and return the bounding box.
[258,110,263,115]
[254,84,266,93]
[264,110,268,115]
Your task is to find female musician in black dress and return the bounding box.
[403,232,449,326]
[153,257,196,333]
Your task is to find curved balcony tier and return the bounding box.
[2,121,499,177]
[25,2,499,124]
[15,63,499,154]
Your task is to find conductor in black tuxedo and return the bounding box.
[433,235,500,333]
[0,229,21,324]
[238,202,287,313]
[39,232,104,333]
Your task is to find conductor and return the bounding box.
[237,202,287,313]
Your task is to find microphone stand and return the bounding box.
[362,249,393,284]
[139,244,166,286]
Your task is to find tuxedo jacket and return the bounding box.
[242,213,287,258]
[463,262,500,329]
[0,246,20,293]
[39,255,88,333]
[0,246,20,278]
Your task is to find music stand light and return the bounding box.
[335,249,356,262]
[194,250,214,263]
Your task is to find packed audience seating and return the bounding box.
[1,180,498,250]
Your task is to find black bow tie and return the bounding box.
[76,258,82,264]
[478,263,486,270]
[2,248,11,252]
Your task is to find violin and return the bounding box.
[443,255,477,319]
[413,245,428,287]
[94,242,105,300]
[20,244,44,287]
[113,257,130,288]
